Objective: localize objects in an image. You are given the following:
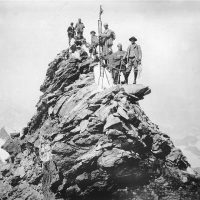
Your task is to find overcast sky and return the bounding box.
[0,0,200,164]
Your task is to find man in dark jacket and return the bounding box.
[109,43,126,84]
[67,22,75,46]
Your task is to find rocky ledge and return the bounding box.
[0,50,200,200]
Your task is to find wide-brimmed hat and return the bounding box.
[90,31,96,34]
[129,36,137,41]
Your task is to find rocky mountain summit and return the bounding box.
[0,49,200,200]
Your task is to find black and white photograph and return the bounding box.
[0,0,200,199]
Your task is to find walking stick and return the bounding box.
[117,58,123,84]
[98,5,103,87]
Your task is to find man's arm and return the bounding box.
[137,45,142,61]
[124,46,130,59]
[67,27,70,32]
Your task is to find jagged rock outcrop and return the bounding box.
[10,132,20,139]
[0,49,200,200]
[0,127,10,142]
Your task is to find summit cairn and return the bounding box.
[0,6,200,200]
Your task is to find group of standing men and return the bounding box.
[67,18,85,46]
[67,20,142,84]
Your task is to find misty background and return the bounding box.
[0,0,200,167]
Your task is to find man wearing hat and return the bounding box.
[75,18,85,38]
[99,23,116,61]
[125,36,142,84]
[67,22,75,46]
[89,31,99,57]
[109,43,127,84]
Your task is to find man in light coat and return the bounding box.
[99,23,115,62]
[75,18,85,38]
[125,36,142,84]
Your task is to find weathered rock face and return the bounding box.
[0,49,200,200]
[0,127,10,142]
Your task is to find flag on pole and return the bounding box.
[100,5,103,16]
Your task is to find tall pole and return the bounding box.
[98,5,103,67]
[98,5,103,85]
[97,5,110,87]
